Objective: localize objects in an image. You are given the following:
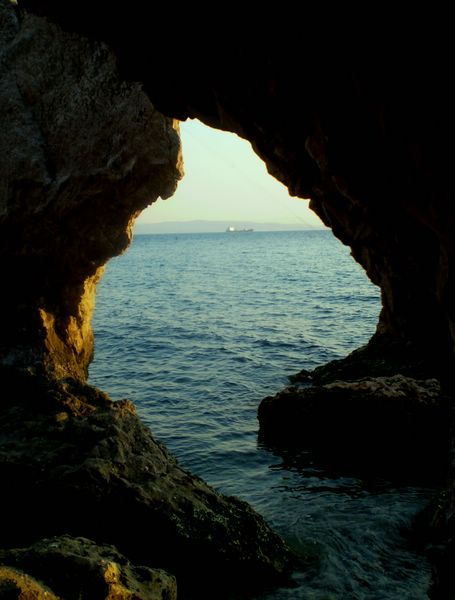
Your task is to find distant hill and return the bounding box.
[134,220,325,234]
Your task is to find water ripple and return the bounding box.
[89,231,432,599]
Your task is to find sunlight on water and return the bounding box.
[89,230,433,599]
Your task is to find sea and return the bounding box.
[89,229,434,599]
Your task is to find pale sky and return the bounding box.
[136,120,324,228]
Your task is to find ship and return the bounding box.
[226,226,254,232]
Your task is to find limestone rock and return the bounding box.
[307,337,444,385]
[0,372,294,598]
[0,566,59,599]
[258,375,452,480]
[0,5,294,597]
[0,535,177,600]
[18,2,455,380]
[4,1,455,597]
[0,0,182,381]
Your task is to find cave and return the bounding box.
[1,1,455,598]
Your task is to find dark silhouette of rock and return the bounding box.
[258,375,451,481]
[0,3,294,598]
[309,336,445,386]
[18,2,455,384]
[414,443,455,600]
[0,372,294,598]
[3,1,455,596]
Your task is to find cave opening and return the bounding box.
[2,3,452,594]
[88,118,381,476]
[86,121,434,599]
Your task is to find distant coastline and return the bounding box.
[134,220,326,235]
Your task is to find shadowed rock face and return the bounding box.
[0,375,293,597]
[0,3,295,597]
[0,1,182,381]
[4,1,455,597]
[258,375,452,481]
[17,2,455,382]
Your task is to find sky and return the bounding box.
[136,119,324,228]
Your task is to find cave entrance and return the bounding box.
[85,121,434,599]
[88,118,380,479]
[136,119,324,232]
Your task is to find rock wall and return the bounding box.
[0,1,182,380]
[4,2,455,597]
[0,3,295,597]
[19,4,455,380]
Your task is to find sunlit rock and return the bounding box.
[0,535,177,600]
[0,566,59,599]
[0,0,182,380]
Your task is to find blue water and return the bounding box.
[89,230,433,599]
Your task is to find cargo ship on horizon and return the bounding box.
[226,226,254,232]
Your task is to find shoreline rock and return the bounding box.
[258,374,452,482]
[3,1,455,597]
[0,565,59,599]
[291,336,448,387]
[413,444,455,600]
[0,5,295,597]
[260,369,455,596]
[0,535,177,600]
[0,371,295,598]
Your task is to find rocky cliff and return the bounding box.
[0,3,295,598]
[3,1,455,597]
[17,4,455,383]
[0,1,182,381]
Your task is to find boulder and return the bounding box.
[258,374,451,481]
[0,535,177,600]
[0,372,294,598]
[0,566,59,599]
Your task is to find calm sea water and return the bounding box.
[89,230,433,599]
